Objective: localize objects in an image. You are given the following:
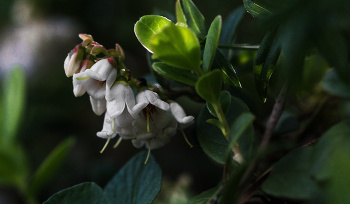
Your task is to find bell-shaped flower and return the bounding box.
[170,102,194,128]
[96,112,118,139]
[72,55,96,97]
[64,44,85,77]
[105,76,148,139]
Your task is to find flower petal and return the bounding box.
[135,132,154,140]
[145,90,169,110]
[90,59,113,80]
[170,102,194,124]
[97,113,117,139]
[132,139,146,148]
[73,81,87,97]
[146,138,165,149]
[90,97,106,115]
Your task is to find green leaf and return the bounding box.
[197,97,253,164]
[187,186,219,204]
[213,49,242,89]
[150,24,201,73]
[322,69,350,98]
[220,6,245,46]
[226,113,255,163]
[273,111,300,135]
[207,90,231,117]
[28,137,75,196]
[206,119,225,134]
[104,151,162,204]
[254,27,280,102]
[43,182,110,204]
[152,62,198,86]
[175,0,187,25]
[195,70,222,104]
[1,66,25,146]
[134,15,174,53]
[243,0,270,20]
[203,15,222,73]
[181,0,207,40]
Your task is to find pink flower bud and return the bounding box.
[79,34,94,41]
[64,44,85,77]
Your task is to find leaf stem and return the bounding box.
[218,44,260,50]
[213,103,244,163]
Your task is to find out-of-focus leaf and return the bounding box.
[43,182,110,204]
[273,111,300,135]
[302,55,329,93]
[207,90,231,117]
[187,186,219,204]
[254,27,280,102]
[213,49,242,89]
[220,6,245,46]
[28,137,75,196]
[104,151,162,204]
[152,62,198,86]
[226,113,255,162]
[151,24,201,73]
[203,15,222,73]
[243,0,270,20]
[1,66,25,146]
[322,69,350,98]
[195,70,222,104]
[134,15,174,53]
[197,97,252,164]
[181,0,207,40]
[175,0,186,25]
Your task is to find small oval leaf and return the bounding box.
[152,62,198,86]
[207,90,231,117]
[203,15,222,73]
[134,15,174,53]
[195,70,222,104]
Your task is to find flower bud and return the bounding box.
[115,44,125,61]
[64,44,85,77]
[79,34,93,41]
[91,45,109,56]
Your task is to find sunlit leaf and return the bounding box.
[134,15,174,53]
[243,0,270,20]
[203,15,222,73]
[150,24,201,73]
[104,151,162,204]
[175,0,186,25]
[152,62,198,86]
[181,0,207,40]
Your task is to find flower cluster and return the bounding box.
[64,34,194,160]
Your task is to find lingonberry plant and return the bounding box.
[1,0,349,203]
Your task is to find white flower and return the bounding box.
[170,102,194,127]
[64,44,84,77]
[90,97,106,116]
[72,55,95,97]
[96,112,118,139]
[105,77,148,139]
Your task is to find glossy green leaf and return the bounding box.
[1,66,25,146]
[152,62,198,86]
[43,182,110,204]
[187,186,219,204]
[213,49,242,88]
[197,97,253,164]
[207,90,231,117]
[181,0,207,40]
[254,27,280,102]
[104,151,162,204]
[195,70,222,104]
[322,69,350,98]
[206,119,225,134]
[203,15,222,73]
[243,0,270,20]
[226,113,255,163]
[220,6,245,46]
[150,24,201,73]
[175,0,186,25]
[28,137,75,196]
[134,15,174,53]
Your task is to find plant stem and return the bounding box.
[218,44,260,50]
[196,68,204,77]
[259,82,289,151]
[213,103,244,163]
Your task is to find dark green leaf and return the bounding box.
[28,137,75,196]
[206,119,225,134]
[243,0,270,20]
[254,27,280,102]
[273,111,300,135]
[181,0,207,40]
[220,6,245,46]
[150,24,201,73]
[43,182,110,204]
[187,186,219,204]
[207,90,231,117]
[195,70,222,104]
[203,15,222,73]
[197,97,253,164]
[104,151,162,204]
[152,62,198,86]
[322,69,350,98]
[134,15,174,53]
[175,0,186,25]
[226,113,255,163]
[1,66,25,146]
[213,49,242,89]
